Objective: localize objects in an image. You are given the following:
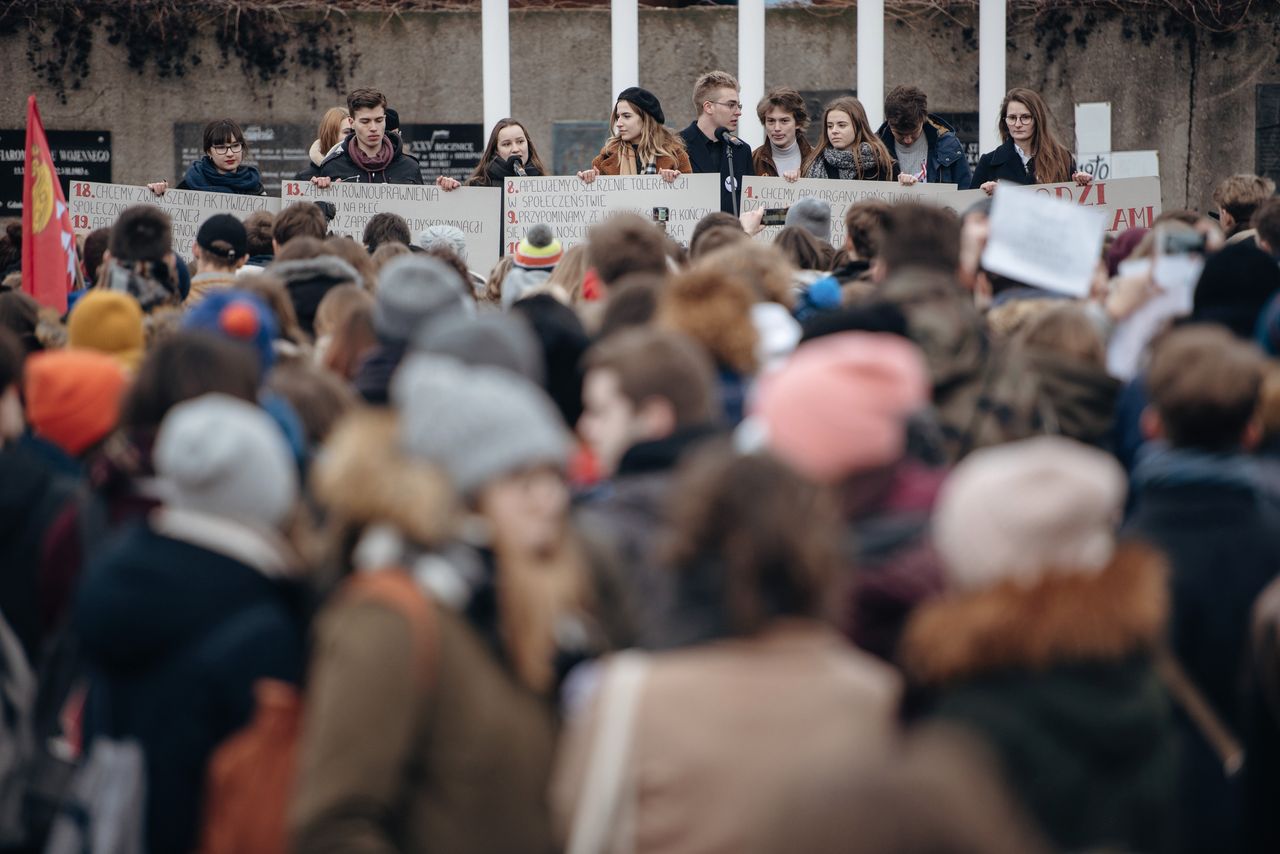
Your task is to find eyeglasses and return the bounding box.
[1005,115,1034,125]
[211,143,244,154]
[709,100,743,112]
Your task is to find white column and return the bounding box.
[612,0,639,106]
[856,0,884,129]
[482,0,511,132]
[737,0,765,146]
[979,0,1007,155]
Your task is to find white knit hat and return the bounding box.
[154,394,299,528]
[932,436,1126,592]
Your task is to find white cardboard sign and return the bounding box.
[982,182,1107,298]
[280,181,502,275]
[502,174,720,251]
[69,181,281,259]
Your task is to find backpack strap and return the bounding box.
[1155,646,1245,778]
[341,571,439,688]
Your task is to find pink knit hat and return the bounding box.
[932,436,1126,592]
[750,332,930,483]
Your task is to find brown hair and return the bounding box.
[546,245,591,304]
[844,200,892,259]
[0,326,23,393]
[658,264,759,374]
[201,119,246,154]
[482,256,514,305]
[879,202,960,276]
[693,70,740,114]
[236,273,311,347]
[264,361,358,447]
[361,212,411,254]
[315,283,374,340]
[1147,325,1264,451]
[585,327,717,427]
[807,97,893,179]
[346,87,387,115]
[120,331,259,431]
[242,210,275,258]
[703,241,793,306]
[273,203,328,247]
[596,273,665,340]
[1214,174,1276,230]
[998,88,1073,184]
[774,226,835,274]
[755,87,809,131]
[323,236,378,292]
[689,224,749,261]
[587,213,670,288]
[321,298,377,380]
[1016,305,1107,366]
[664,443,840,639]
[317,107,350,155]
[885,85,929,132]
[1255,196,1280,252]
[468,119,548,186]
[370,241,412,273]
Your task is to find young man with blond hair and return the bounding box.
[679,70,755,214]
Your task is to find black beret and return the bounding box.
[616,87,665,126]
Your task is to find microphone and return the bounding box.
[508,155,527,177]
[715,126,744,147]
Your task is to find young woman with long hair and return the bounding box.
[437,118,549,191]
[577,87,691,184]
[295,107,353,180]
[971,87,1092,194]
[804,97,893,182]
[148,119,266,196]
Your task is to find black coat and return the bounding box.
[317,133,423,185]
[75,522,306,854]
[970,137,1078,189]
[679,122,754,215]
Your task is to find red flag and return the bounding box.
[22,95,76,314]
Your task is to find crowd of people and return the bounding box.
[1,71,1279,854]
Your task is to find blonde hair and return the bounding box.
[605,100,687,169]
[317,107,350,155]
[693,70,741,113]
[546,244,591,304]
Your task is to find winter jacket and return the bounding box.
[970,137,1077,189]
[1125,444,1280,853]
[270,255,362,338]
[591,143,692,177]
[352,341,406,407]
[751,135,814,178]
[1024,348,1120,450]
[876,114,973,187]
[552,620,901,853]
[74,512,306,854]
[1247,578,1280,853]
[902,544,1179,854]
[317,133,423,185]
[680,122,755,214]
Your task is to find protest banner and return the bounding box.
[930,188,990,213]
[502,174,720,251]
[281,180,502,274]
[1003,176,1161,233]
[739,177,957,248]
[982,183,1106,298]
[69,181,281,259]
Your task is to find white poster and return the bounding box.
[1075,151,1161,181]
[502,174,720,251]
[982,183,1106,297]
[69,181,281,259]
[739,177,958,248]
[280,181,502,275]
[1008,176,1162,233]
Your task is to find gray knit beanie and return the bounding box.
[391,354,571,496]
[417,224,469,263]
[414,312,545,385]
[375,255,472,345]
[785,197,833,245]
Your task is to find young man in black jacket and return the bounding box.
[312,88,422,186]
[679,71,755,215]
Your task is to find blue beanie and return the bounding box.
[182,289,278,377]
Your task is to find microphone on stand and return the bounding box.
[715,126,744,147]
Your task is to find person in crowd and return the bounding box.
[679,71,755,214]
[902,436,1178,853]
[749,331,944,662]
[784,196,832,245]
[82,227,112,288]
[361,211,411,254]
[546,244,592,304]
[553,444,901,852]
[272,202,328,253]
[1212,173,1276,246]
[577,88,690,184]
[1125,326,1280,853]
[295,106,352,180]
[188,214,249,305]
[586,213,671,302]
[312,88,422,185]
[67,290,145,374]
[316,287,378,382]
[511,294,592,430]
[971,88,1092,193]
[75,394,306,854]
[805,96,894,183]
[148,119,266,196]
[575,329,720,643]
[241,210,276,273]
[101,205,184,313]
[501,224,565,307]
[752,87,813,182]
[877,85,972,187]
[775,226,835,278]
[291,356,600,854]
[437,118,549,191]
[269,238,363,339]
[1253,195,1280,260]
[353,254,472,405]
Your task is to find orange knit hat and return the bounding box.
[24,349,128,456]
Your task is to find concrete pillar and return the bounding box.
[611,0,639,107]
[482,0,511,132]
[857,0,884,129]
[979,0,1007,155]
[737,0,765,146]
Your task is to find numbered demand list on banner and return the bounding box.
[503,174,720,252]
[69,182,281,259]
[281,181,502,275]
